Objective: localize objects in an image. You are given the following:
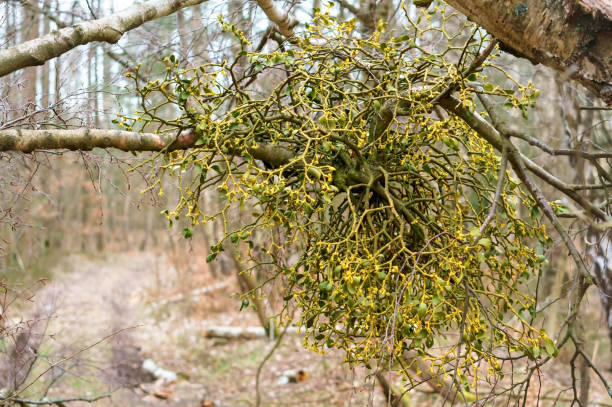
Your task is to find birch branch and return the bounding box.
[444,0,612,104]
[255,0,297,37]
[0,0,209,78]
[13,0,150,83]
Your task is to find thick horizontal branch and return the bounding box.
[0,0,208,78]
[0,128,299,169]
[0,129,169,152]
[445,0,612,104]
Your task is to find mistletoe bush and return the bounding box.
[120,4,553,393]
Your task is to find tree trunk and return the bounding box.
[18,3,40,112]
[445,0,612,104]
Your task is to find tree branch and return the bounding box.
[0,128,297,168]
[2,393,112,406]
[0,0,209,78]
[255,0,297,37]
[13,0,150,83]
[440,95,593,281]
[439,95,611,222]
[479,142,508,234]
[444,0,612,104]
[0,129,168,152]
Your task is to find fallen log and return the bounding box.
[202,326,301,340]
[149,279,232,309]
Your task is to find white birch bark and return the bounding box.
[0,0,210,78]
[445,0,612,103]
[255,0,297,37]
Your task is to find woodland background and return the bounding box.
[1,0,612,406]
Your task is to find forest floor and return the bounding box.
[9,252,391,407]
[5,251,612,406]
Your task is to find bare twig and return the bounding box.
[9,326,137,399]
[431,39,498,106]
[479,142,508,234]
[3,393,113,406]
[254,321,291,407]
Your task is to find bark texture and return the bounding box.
[0,129,168,152]
[0,128,297,167]
[0,0,208,78]
[256,0,298,37]
[445,0,612,104]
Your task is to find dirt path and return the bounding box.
[15,252,383,407]
[29,252,210,406]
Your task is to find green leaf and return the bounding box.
[240,298,249,311]
[544,338,558,357]
[483,83,494,92]
[396,34,411,42]
[417,302,427,318]
[478,238,492,250]
[551,199,570,215]
[182,228,193,239]
[469,227,481,238]
[373,100,382,112]
[442,136,459,150]
[206,253,217,263]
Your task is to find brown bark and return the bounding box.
[445,0,612,104]
[21,4,39,109]
[375,372,410,407]
[0,129,297,169]
[0,128,168,152]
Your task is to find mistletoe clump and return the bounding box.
[121,5,553,390]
